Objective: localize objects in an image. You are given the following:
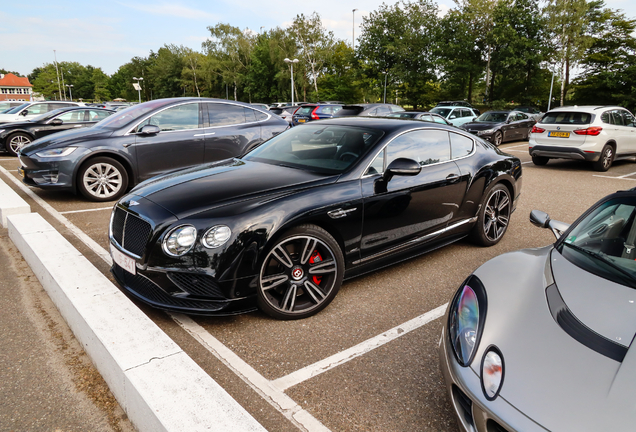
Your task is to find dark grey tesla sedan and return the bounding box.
[17,97,288,201]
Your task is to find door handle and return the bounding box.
[446,174,460,183]
[123,143,133,148]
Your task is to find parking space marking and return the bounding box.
[60,206,113,214]
[501,143,529,149]
[521,161,534,165]
[593,174,636,181]
[271,303,447,391]
[172,314,331,432]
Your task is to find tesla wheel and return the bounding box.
[593,145,613,172]
[532,155,549,166]
[258,225,344,320]
[470,183,511,247]
[5,133,32,156]
[77,157,128,202]
[493,131,503,146]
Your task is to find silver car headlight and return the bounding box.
[35,147,77,158]
[448,275,487,367]
[202,225,231,248]
[163,225,197,256]
[481,347,504,400]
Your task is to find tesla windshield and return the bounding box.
[95,99,174,130]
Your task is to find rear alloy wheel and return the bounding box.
[5,133,32,156]
[593,144,613,172]
[493,131,503,146]
[532,155,549,166]
[77,157,128,202]
[258,225,344,320]
[470,184,511,247]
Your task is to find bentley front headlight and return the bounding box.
[202,225,231,248]
[163,225,197,256]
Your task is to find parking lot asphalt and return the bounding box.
[2,141,636,431]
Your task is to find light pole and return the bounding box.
[284,58,299,105]
[66,84,74,102]
[352,9,358,49]
[382,71,388,104]
[547,70,555,111]
[132,77,143,103]
[53,50,62,101]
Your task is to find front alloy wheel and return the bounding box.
[258,225,344,319]
[77,157,128,202]
[470,184,511,246]
[493,131,503,146]
[6,133,32,156]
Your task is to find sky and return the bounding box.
[2,0,635,77]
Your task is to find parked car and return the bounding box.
[529,105,636,171]
[0,101,80,124]
[440,189,636,432]
[436,100,476,109]
[107,117,522,319]
[270,105,301,125]
[461,110,536,146]
[430,106,481,127]
[332,103,405,117]
[513,105,544,121]
[0,106,114,156]
[292,104,342,125]
[17,97,288,202]
[385,111,452,125]
[0,101,25,113]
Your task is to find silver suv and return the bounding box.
[529,105,636,171]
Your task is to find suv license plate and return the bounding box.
[548,131,570,138]
[110,244,136,275]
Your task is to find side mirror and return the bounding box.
[530,210,570,239]
[384,158,421,182]
[139,124,160,135]
[50,118,63,126]
[20,110,29,116]
[472,117,477,121]
[449,115,457,119]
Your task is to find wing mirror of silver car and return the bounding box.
[530,210,570,239]
[139,124,161,135]
[384,158,422,182]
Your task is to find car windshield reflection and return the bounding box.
[476,112,508,123]
[95,99,174,130]
[243,124,384,175]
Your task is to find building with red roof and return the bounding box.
[0,73,33,101]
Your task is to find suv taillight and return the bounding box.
[311,106,320,120]
[574,126,603,136]
[531,125,545,133]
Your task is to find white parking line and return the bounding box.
[521,161,534,165]
[271,304,447,391]
[501,143,529,149]
[60,206,113,214]
[593,174,636,181]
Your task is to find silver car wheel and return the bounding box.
[260,235,338,316]
[82,162,123,199]
[483,189,510,242]
[8,134,31,155]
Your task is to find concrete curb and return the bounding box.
[0,176,30,227]
[7,212,266,432]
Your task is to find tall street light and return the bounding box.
[284,58,299,105]
[66,84,74,102]
[132,77,144,103]
[352,9,358,49]
[382,71,388,104]
[53,50,62,101]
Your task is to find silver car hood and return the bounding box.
[473,246,636,431]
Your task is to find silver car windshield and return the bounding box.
[4,103,30,114]
[560,198,636,288]
[243,124,384,175]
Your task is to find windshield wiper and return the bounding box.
[563,242,636,283]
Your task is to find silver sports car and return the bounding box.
[439,188,636,431]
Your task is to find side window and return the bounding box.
[208,103,246,127]
[460,109,470,118]
[601,112,611,124]
[622,111,636,127]
[25,103,49,115]
[56,110,86,123]
[367,108,378,116]
[50,103,71,111]
[421,114,434,122]
[244,107,257,123]
[386,130,450,167]
[517,113,528,120]
[450,133,474,159]
[432,115,447,124]
[365,149,385,175]
[88,110,112,121]
[449,109,458,119]
[611,110,625,126]
[140,103,200,131]
[376,106,391,116]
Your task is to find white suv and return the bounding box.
[529,105,636,171]
[0,101,80,124]
[429,106,480,127]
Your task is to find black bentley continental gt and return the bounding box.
[109,118,522,319]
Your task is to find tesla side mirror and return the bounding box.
[530,210,570,239]
[50,118,63,126]
[139,124,160,135]
[384,158,421,182]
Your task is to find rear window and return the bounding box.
[541,111,591,125]
[296,106,317,116]
[334,106,365,116]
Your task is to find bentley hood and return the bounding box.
[128,159,338,219]
[20,127,114,155]
[461,121,503,131]
[472,246,636,431]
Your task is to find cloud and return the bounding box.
[117,1,218,20]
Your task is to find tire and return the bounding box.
[593,144,614,172]
[5,132,32,156]
[532,155,549,166]
[257,224,344,320]
[524,127,532,141]
[77,157,128,202]
[469,183,512,247]
[493,131,503,146]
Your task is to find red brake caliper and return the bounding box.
[309,250,322,285]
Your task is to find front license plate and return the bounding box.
[298,119,306,123]
[110,244,136,275]
[548,131,570,138]
[18,168,24,177]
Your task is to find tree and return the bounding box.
[92,68,111,101]
[317,41,363,103]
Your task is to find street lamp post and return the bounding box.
[382,71,388,104]
[352,9,358,49]
[132,77,144,103]
[547,70,556,111]
[284,58,299,105]
[66,84,74,102]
